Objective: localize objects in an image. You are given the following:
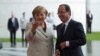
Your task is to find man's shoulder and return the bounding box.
[15,17,18,20]
[56,23,62,29]
[70,19,82,25]
[9,17,12,19]
[8,18,12,21]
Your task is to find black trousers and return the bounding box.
[87,23,92,33]
[10,30,16,47]
[21,29,27,47]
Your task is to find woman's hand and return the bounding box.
[32,21,39,30]
[26,32,34,42]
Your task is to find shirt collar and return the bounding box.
[63,17,71,26]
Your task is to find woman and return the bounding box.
[25,5,54,56]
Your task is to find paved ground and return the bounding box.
[0,41,100,56]
[0,42,27,56]
[0,48,27,56]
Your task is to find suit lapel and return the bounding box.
[37,26,48,38]
[64,20,71,34]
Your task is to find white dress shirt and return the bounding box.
[20,17,26,29]
[63,17,71,47]
[11,17,16,27]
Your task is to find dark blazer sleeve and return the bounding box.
[7,19,10,30]
[69,22,86,47]
[15,18,19,30]
[55,24,62,50]
[91,14,93,20]
[56,36,60,50]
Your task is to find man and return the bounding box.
[29,17,34,22]
[55,4,86,56]
[46,12,56,30]
[86,10,93,33]
[20,12,27,47]
[7,12,19,47]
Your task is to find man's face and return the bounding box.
[58,5,70,23]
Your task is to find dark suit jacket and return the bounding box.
[86,13,93,24]
[56,19,86,56]
[7,17,19,31]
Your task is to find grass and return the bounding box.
[0,38,22,42]
[0,32,100,42]
[86,32,100,41]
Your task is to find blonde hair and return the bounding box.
[32,5,48,18]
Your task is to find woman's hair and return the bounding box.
[32,5,48,18]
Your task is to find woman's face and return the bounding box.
[34,10,46,23]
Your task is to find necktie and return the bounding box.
[61,24,65,41]
[61,24,65,35]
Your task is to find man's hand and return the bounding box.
[60,41,69,49]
